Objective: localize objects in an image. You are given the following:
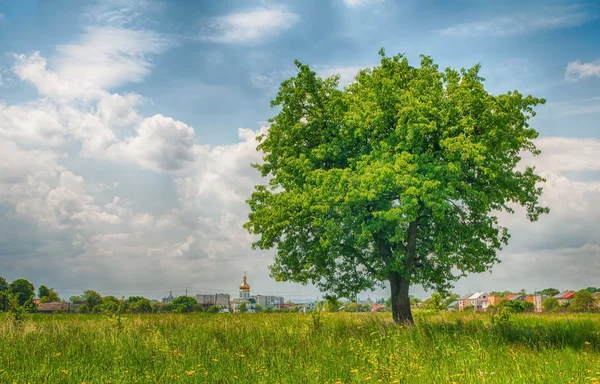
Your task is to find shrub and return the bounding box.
[207,305,220,314]
[542,297,558,312]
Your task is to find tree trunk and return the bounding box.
[388,220,418,325]
[389,270,413,325]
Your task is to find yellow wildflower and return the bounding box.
[239,354,246,358]
[585,341,591,345]
[350,369,359,374]
[185,370,195,376]
[211,358,218,362]
[61,370,69,375]
[314,369,320,373]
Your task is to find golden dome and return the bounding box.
[239,273,250,291]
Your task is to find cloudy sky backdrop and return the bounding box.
[0,0,599,301]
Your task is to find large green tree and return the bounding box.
[82,290,103,310]
[9,279,35,307]
[245,50,548,324]
[38,285,61,303]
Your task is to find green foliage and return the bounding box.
[500,299,533,313]
[69,295,84,304]
[78,303,90,313]
[491,309,512,326]
[410,296,422,307]
[540,288,560,297]
[0,276,7,312]
[245,50,548,323]
[0,276,8,292]
[237,303,248,313]
[254,304,264,312]
[571,290,595,312]
[82,290,102,310]
[423,293,446,311]
[171,296,198,313]
[324,296,342,312]
[542,297,559,312]
[100,296,121,313]
[38,285,60,303]
[207,305,221,314]
[129,298,152,313]
[9,279,35,307]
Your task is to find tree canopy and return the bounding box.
[38,285,61,303]
[571,290,595,312]
[245,49,548,324]
[9,279,35,307]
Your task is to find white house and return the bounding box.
[468,292,490,310]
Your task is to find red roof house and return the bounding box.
[554,291,576,304]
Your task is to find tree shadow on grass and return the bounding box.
[419,318,600,351]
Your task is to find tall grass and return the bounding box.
[1,312,599,383]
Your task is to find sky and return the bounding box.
[0,0,599,301]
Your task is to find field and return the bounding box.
[1,312,599,384]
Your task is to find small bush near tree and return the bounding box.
[542,297,559,312]
[207,305,221,314]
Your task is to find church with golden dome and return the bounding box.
[232,272,256,312]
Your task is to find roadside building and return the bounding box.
[554,291,576,306]
[38,302,69,313]
[487,296,504,307]
[458,293,473,311]
[532,294,547,313]
[468,292,490,310]
[255,295,284,309]
[446,301,459,311]
[196,293,231,309]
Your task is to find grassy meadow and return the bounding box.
[1,311,599,383]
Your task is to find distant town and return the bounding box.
[2,274,599,314]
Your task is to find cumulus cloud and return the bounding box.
[565,59,600,81]
[56,27,170,89]
[0,142,121,229]
[199,6,299,44]
[0,100,65,146]
[109,114,199,172]
[441,6,593,37]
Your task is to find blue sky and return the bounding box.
[0,0,599,301]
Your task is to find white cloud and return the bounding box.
[441,6,592,37]
[526,137,600,172]
[0,142,121,229]
[110,114,199,172]
[199,6,298,44]
[342,0,383,8]
[56,27,171,89]
[0,100,65,146]
[565,59,600,81]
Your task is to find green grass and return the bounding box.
[1,311,599,383]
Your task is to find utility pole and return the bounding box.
[185,287,188,297]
